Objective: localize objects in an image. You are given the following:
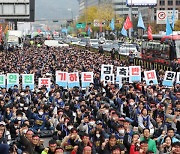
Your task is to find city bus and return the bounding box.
[142,34,180,64]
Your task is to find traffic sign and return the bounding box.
[156,10,178,24]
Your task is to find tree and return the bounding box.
[174,20,180,31]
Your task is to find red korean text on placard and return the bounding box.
[41,79,49,87]
[147,72,155,80]
[131,67,140,76]
[84,74,92,82]
[69,73,77,82]
[58,73,67,81]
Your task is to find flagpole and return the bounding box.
[129,0,132,39]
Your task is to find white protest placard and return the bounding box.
[81,72,93,88]
[129,66,141,83]
[101,74,114,85]
[0,75,6,88]
[22,74,34,90]
[101,64,113,75]
[162,71,176,87]
[56,71,68,88]
[7,73,19,89]
[68,72,80,88]
[177,72,180,84]
[38,78,51,91]
[144,70,158,85]
[116,67,129,77]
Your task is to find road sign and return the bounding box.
[157,10,178,24]
[76,23,86,29]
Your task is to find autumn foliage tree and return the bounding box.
[174,20,180,31]
[78,3,123,32]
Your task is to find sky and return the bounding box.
[35,0,79,20]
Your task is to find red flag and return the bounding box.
[147,25,153,40]
[100,22,102,32]
[0,25,2,43]
[85,25,88,32]
[124,16,133,30]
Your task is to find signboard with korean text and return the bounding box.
[144,70,158,85]
[177,72,180,84]
[81,72,93,88]
[68,72,80,88]
[101,74,114,85]
[116,67,129,83]
[38,78,51,91]
[101,64,113,76]
[22,74,34,90]
[7,73,19,89]
[129,66,141,83]
[56,71,68,88]
[101,65,114,85]
[162,71,176,87]
[0,75,5,88]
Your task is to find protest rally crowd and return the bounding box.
[0,44,179,154]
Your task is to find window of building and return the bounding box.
[159,0,165,5]
[115,8,129,11]
[176,0,180,5]
[160,8,165,10]
[168,0,173,5]
[168,8,173,10]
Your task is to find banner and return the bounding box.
[163,71,176,87]
[7,73,19,89]
[129,66,141,82]
[68,72,80,88]
[0,75,6,88]
[38,78,51,91]
[81,72,93,88]
[144,70,158,85]
[22,74,34,90]
[177,72,180,84]
[56,71,68,88]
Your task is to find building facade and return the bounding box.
[112,0,138,16]
[78,0,138,17]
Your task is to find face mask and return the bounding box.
[20,103,24,107]
[24,107,28,110]
[17,117,22,121]
[96,134,100,138]
[154,93,157,96]
[14,126,18,129]
[68,126,73,130]
[119,129,125,134]
[89,121,95,126]
[39,112,43,115]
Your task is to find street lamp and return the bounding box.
[68,8,73,21]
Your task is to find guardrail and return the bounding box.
[72,44,176,71]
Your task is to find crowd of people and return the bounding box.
[0,44,179,154]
